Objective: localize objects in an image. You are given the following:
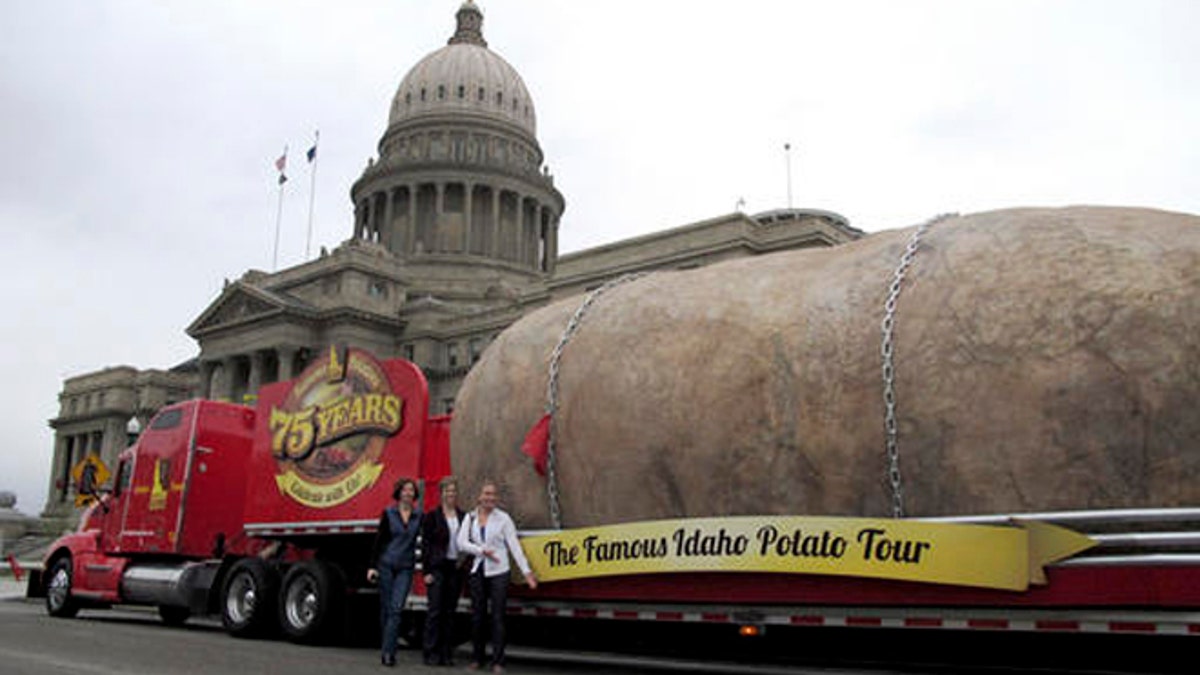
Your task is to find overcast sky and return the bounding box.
[1,0,1197,518]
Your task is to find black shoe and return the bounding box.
[382,654,396,667]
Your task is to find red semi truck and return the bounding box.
[34,347,1200,653]
[35,347,450,642]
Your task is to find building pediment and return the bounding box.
[187,282,308,337]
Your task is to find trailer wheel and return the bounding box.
[279,560,345,644]
[158,605,191,626]
[221,558,279,638]
[45,556,80,619]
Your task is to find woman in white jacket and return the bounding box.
[456,479,537,673]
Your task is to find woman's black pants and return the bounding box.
[468,569,508,667]
[424,561,464,663]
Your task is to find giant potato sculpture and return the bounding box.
[451,207,1200,528]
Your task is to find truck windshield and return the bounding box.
[149,408,183,430]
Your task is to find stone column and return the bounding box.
[67,435,82,501]
[382,189,395,250]
[464,182,474,253]
[278,346,296,382]
[490,188,501,258]
[547,213,559,274]
[221,356,237,401]
[407,184,417,253]
[374,192,386,242]
[435,183,445,251]
[248,351,264,402]
[199,360,216,399]
[354,199,365,239]
[47,435,69,506]
[517,195,529,266]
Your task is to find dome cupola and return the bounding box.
[387,1,536,137]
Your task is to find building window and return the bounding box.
[402,344,415,361]
[468,338,483,364]
[97,392,106,408]
[496,91,503,106]
[420,87,427,101]
[443,398,455,414]
[477,86,485,101]
[368,279,387,298]
[457,84,465,99]
[405,92,412,105]
[438,85,445,99]
[446,342,460,368]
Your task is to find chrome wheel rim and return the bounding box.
[284,576,318,630]
[225,572,257,624]
[47,567,69,611]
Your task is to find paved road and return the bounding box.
[2,589,1191,675]
[0,595,835,675]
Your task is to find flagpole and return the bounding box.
[273,145,287,270]
[305,130,320,260]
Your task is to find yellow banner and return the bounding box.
[274,461,384,508]
[521,516,1095,591]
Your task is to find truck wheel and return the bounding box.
[45,557,80,619]
[158,605,191,626]
[278,560,345,644]
[221,558,279,638]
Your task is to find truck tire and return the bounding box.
[278,560,345,644]
[45,556,80,619]
[221,558,279,638]
[158,605,191,626]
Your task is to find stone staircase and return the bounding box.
[4,534,55,564]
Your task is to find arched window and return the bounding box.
[457,84,465,99]
[477,87,485,101]
[420,87,427,101]
[438,84,446,99]
[496,91,503,106]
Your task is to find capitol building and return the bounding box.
[42,2,860,518]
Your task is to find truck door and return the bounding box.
[118,403,196,553]
[98,455,133,553]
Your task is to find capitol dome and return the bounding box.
[388,1,536,137]
[350,0,564,280]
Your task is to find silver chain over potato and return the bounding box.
[880,213,956,518]
[545,272,650,528]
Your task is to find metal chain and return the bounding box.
[545,272,650,529]
[880,213,955,518]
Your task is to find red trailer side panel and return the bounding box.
[421,415,452,511]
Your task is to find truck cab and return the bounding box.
[43,400,256,619]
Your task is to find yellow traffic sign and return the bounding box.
[71,454,111,507]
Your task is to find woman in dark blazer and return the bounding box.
[419,476,467,666]
[367,478,421,667]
